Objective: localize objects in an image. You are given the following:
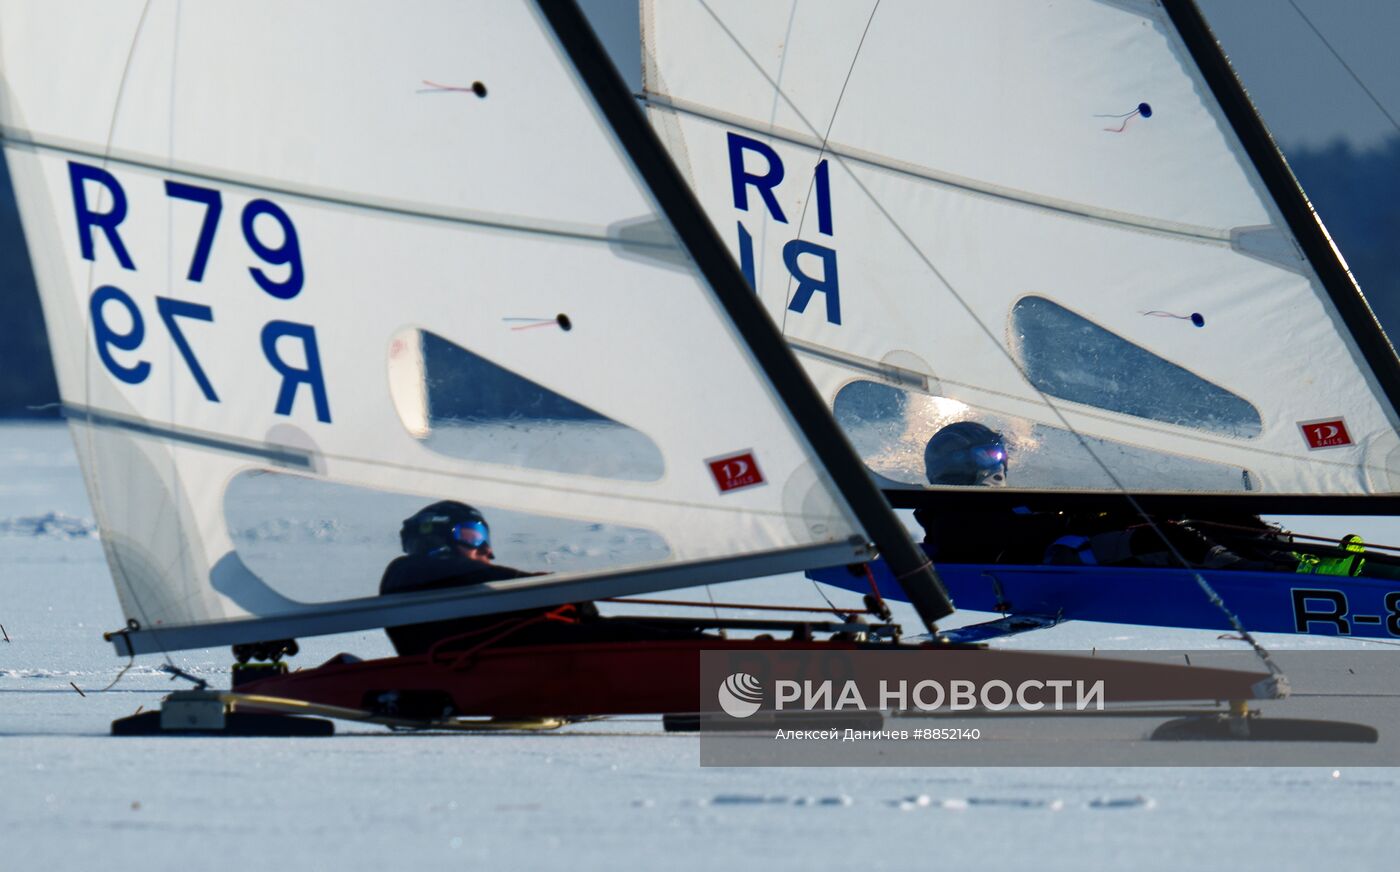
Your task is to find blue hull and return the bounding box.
[810,554,1400,639]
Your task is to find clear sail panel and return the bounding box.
[834,380,1255,493]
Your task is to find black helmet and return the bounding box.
[924,421,1007,487]
[399,500,489,555]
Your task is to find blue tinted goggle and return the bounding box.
[451,520,490,550]
[970,445,1006,469]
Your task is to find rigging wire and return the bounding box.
[694,0,1288,683]
[1285,0,1400,138]
[779,0,881,339]
[703,583,721,622]
[810,576,842,613]
[87,0,190,686]
[742,0,891,613]
[605,597,876,615]
[753,1,801,319]
[1190,517,1400,555]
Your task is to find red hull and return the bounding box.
[238,638,1275,719]
[239,639,867,718]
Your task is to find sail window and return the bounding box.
[832,380,1255,492]
[1009,296,1262,438]
[387,328,664,480]
[222,472,671,604]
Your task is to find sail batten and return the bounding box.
[62,404,316,469]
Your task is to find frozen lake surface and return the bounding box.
[2,422,1396,870]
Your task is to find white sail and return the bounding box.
[0,0,876,651]
[642,0,1400,498]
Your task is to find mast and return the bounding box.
[534,0,953,627]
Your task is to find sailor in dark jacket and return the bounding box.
[381,501,534,595]
[914,421,1067,563]
[379,500,552,655]
[380,500,713,655]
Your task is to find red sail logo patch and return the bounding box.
[708,451,765,493]
[1299,418,1352,450]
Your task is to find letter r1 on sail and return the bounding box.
[0,0,951,655]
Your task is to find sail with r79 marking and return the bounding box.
[641,0,1400,509]
[0,0,948,655]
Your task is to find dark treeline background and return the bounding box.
[0,157,58,415]
[1287,138,1400,330]
[1,136,1399,416]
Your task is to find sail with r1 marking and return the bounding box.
[641,0,1400,509]
[0,0,951,655]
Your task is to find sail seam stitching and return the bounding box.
[638,93,1233,245]
[0,130,673,251]
[64,404,855,522]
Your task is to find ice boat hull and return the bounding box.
[811,558,1400,640]
[235,636,1276,721]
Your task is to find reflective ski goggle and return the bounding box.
[451,520,490,550]
[969,445,1007,469]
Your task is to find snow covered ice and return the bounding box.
[3,422,1397,870]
